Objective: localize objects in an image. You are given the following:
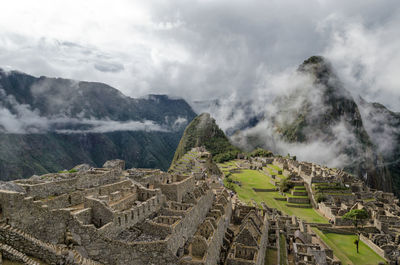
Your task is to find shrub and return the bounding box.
[279,178,293,193]
[58,169,78,174]
[225,181,236,193]
[248,148,273,158]
[213,150,240,163]
[315,193,326,203]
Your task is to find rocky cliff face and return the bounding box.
[358,98,400,195]
[0,69,196,180]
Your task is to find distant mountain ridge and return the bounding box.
[0,68,196,180]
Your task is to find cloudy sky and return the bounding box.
[1,0,400,111]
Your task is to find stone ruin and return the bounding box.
[1,147,400,264]
[270,156,400,264]
[0,148,269,265]
[228,154,400,264]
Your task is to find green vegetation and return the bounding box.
[342,209,369,229]
[264,248,277,265]
[279,178,293,193]
[342,208,369,253]
[220,163,328,223]
[279,234,287,265]
[220,162,386,264]
[171,113,240,166]
[314,229,386,265]
[313,183,350,192]
[248,148,273,158]
[265,167,285,179]
[214,150,240,163]
[58,169,78,174]
[315,193,327,203]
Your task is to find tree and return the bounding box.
[342,208,369,253]
[354,239,360,254]
[279,178,293,193]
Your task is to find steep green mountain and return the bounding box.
[273,56,392,192]
[229,56,393,192]
[0,68,196,180]
[171,113,240,165]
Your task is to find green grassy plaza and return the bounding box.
[218,160,387,265]
[220,163,328,223]
[314,229,387,265]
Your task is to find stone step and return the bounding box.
[0,243,40,265]
[291,190,308,196]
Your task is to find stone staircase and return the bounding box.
[0,223,102,265]
[0,242,40,265]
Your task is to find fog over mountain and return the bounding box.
[1,1,400,109]
[1,1,400,191]
[0,69,196,179]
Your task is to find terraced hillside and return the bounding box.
[218,159,388,265]
[219,160,327,223]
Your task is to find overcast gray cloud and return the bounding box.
[0,0,399,111]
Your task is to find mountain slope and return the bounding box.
[0,68,196,180]
[225,56,393,192]
[171,113,240,165]
[358,98,400,195]
[273,56,392,191]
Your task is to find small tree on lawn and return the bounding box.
[279,178,292,193]
[342,208,369,253]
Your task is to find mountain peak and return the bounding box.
[170,112,240,165]
[298,55,336,85]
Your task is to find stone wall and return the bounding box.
[166,188,214,255]
[99,194,164,238]
[333,216,354,226]
[0,223,101,265]
[360,234,387,260]
[318,202,336,220]
[255,215,269,265]
[17,169,120,200]
[159,176,195,202]
[84,197,114,228]
[0,242,40,265]
[181,192,232,265]
[127,168,170,187]
[287,197,310,204]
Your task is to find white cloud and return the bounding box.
[0,0,398,110]
[0,88,168,134]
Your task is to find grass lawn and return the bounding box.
[219,161,385,265]
[314,229,387,265]
[279,234,287,265]
[223,167,328,223]
[269,164,282,172]
[265,167,285,179]
[265,248,278,265]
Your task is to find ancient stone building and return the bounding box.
[1,148,400,264]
